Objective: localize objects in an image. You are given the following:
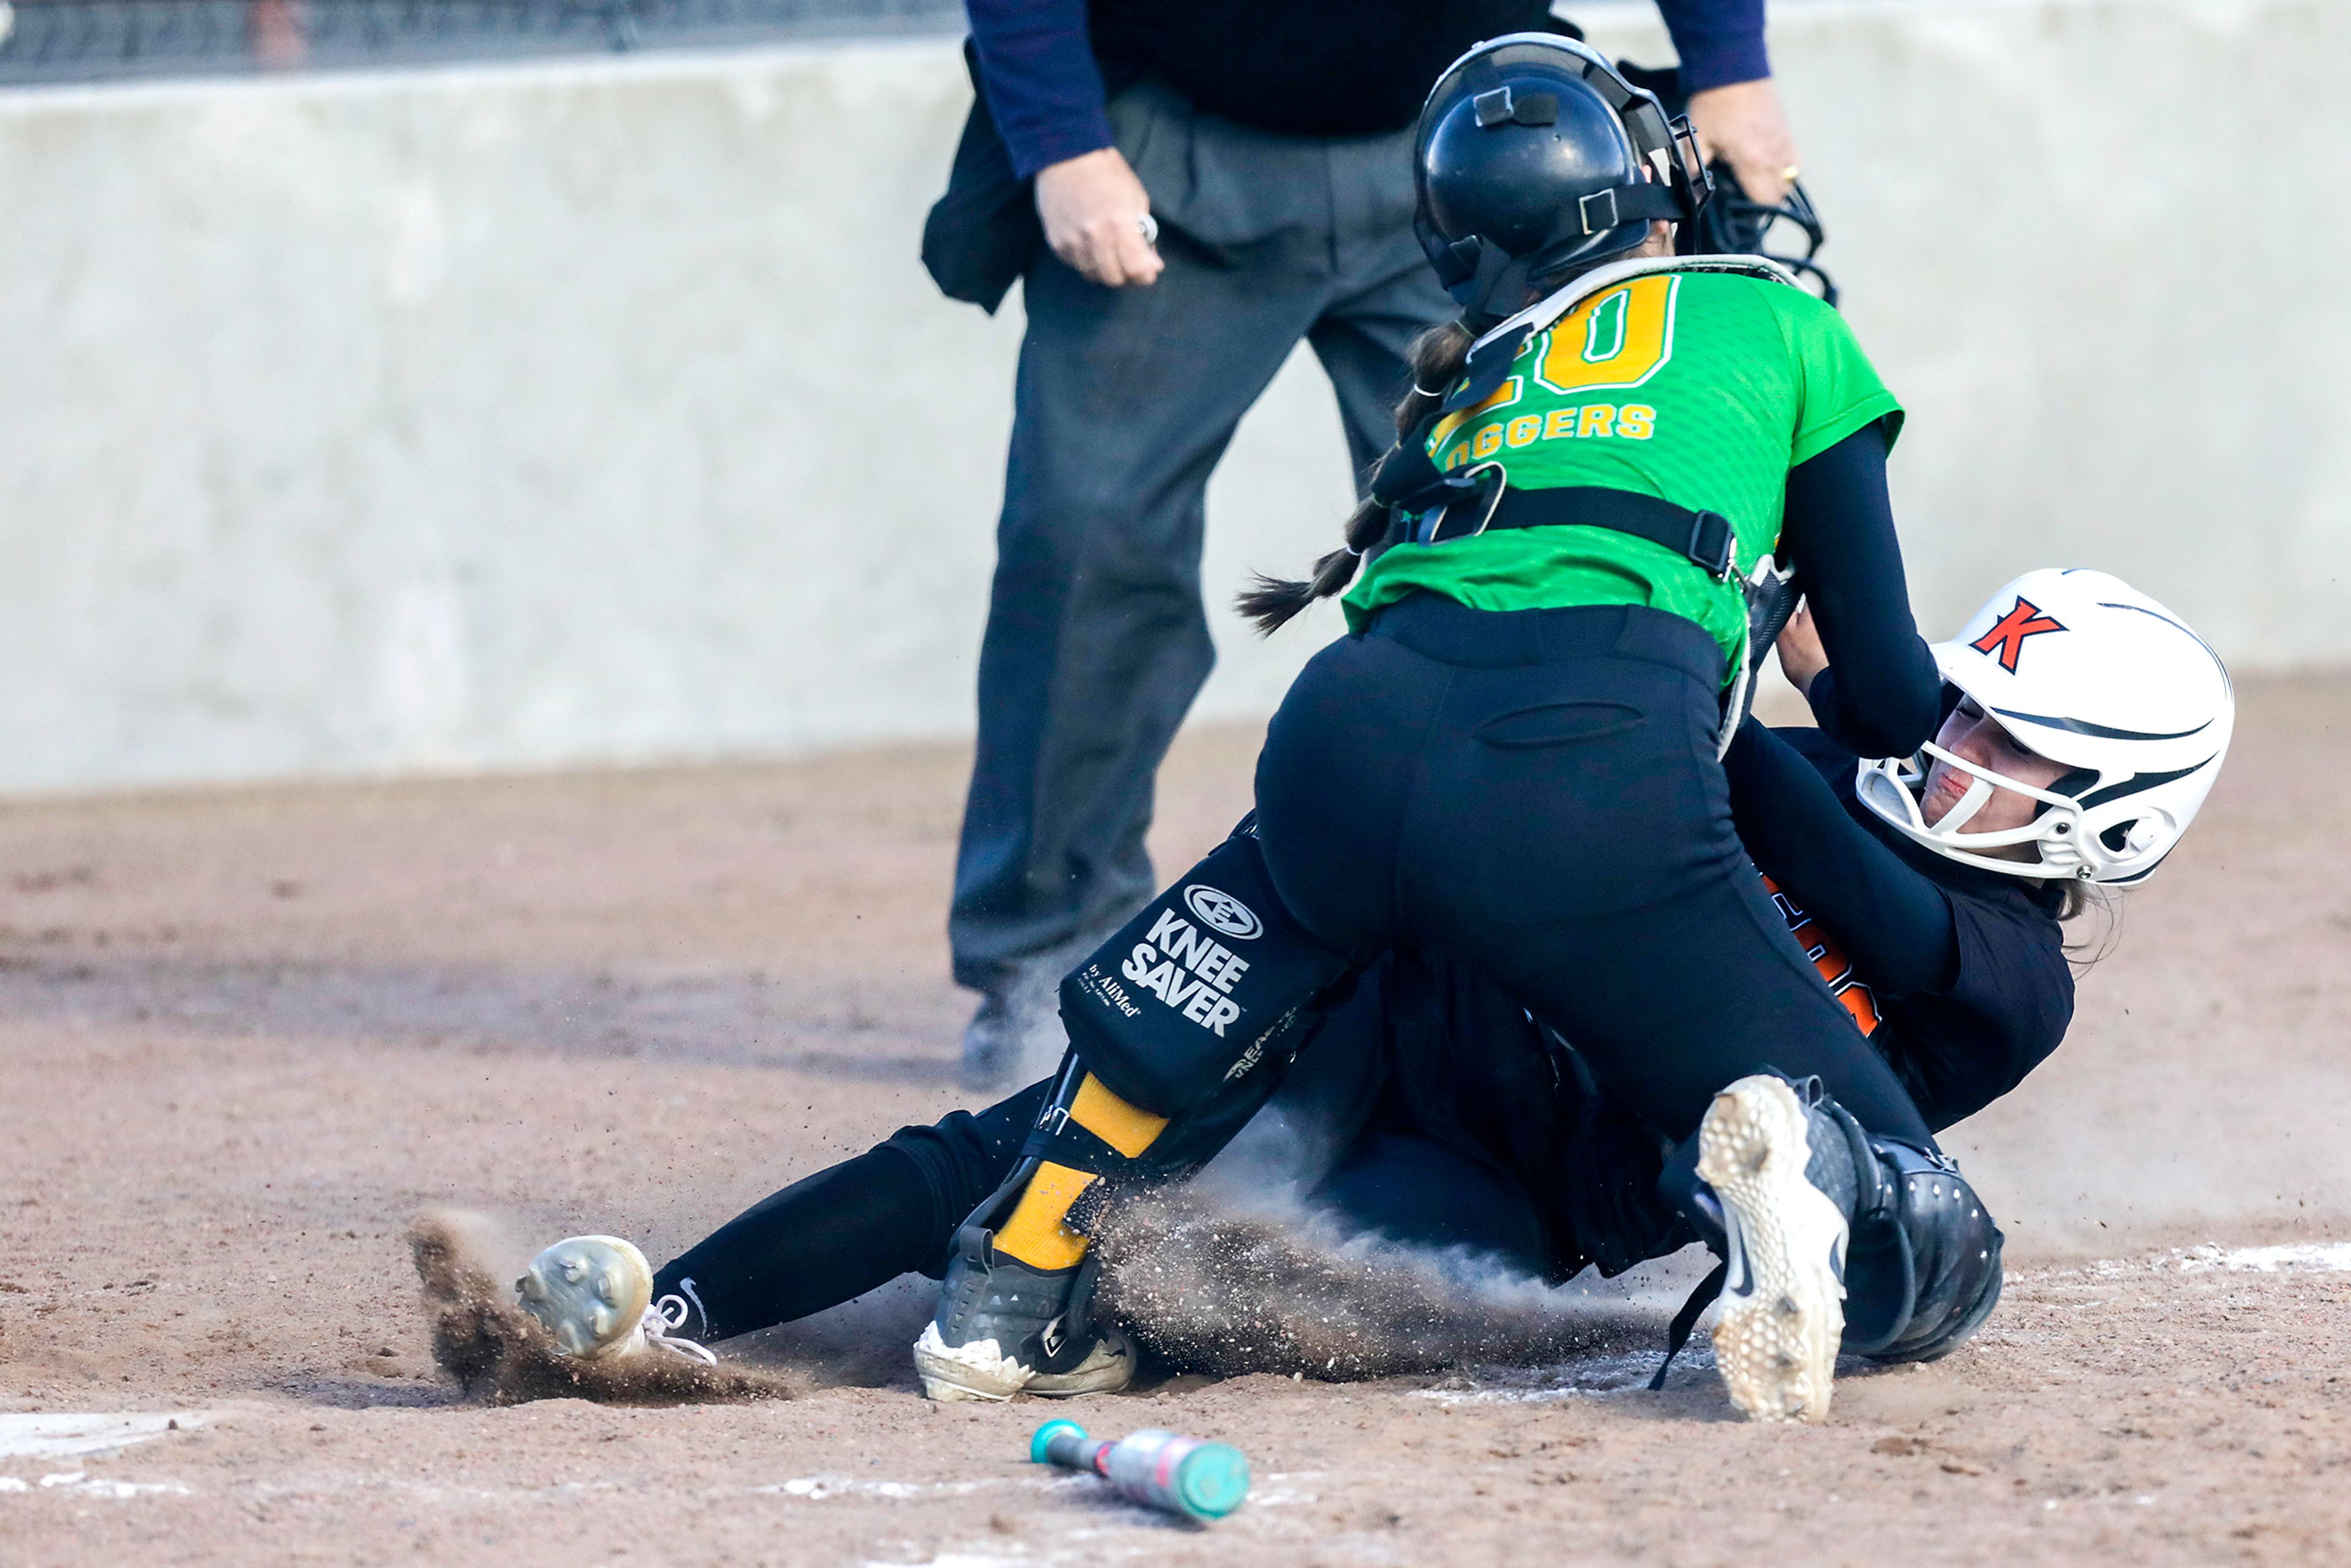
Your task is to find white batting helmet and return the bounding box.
[1857,569,2233,885]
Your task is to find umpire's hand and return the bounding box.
[1035,148,1165,288]
[1685,77,1803,208]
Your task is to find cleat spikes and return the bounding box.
[513,1236,712,1367]
[1697,1076,1850,1425]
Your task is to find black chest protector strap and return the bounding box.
[1380,465,1738,585]
[1464,483,1736,579]
[1365,447,1796,751]
[1440,322,1536,416]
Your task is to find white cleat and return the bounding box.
[911,1322,1031,1403]
[910,1320,1136,1403]
[515,1235,716,1366]
[913,1224,1137,1403]
[1698,1076,1849,1424]
[1025,1327,1138,1400]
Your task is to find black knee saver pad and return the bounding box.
[1843,1138,2005,1362]
[1059,823,1357,1118]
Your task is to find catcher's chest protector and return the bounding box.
[1059,826,1357,1119]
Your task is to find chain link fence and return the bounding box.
[0,0,966,86]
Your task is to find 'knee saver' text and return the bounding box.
[1121,907,1248,1035]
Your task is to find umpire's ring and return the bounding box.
[1138,212,1160,247]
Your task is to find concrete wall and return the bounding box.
[0,0,2343,793]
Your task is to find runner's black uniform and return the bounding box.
[646,717,2072,1340]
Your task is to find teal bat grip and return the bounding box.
[1029,1420,1250,1522]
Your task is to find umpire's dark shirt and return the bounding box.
[966,0,1774,179]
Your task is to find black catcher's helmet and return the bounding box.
[1414,34,1708,326]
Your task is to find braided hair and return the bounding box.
[1237,319,1475,635]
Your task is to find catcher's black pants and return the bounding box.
[1252,594,1931,1147]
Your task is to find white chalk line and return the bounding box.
[14,1240,2345,1514]
[1408,1239,2351,1403]
[2171,1241,2351,1274]
[760,1474,1050,1502]
[846,1469,1330,1567]
[2075,1241,2351,1280]
[1411,1346,1682,1405]
[0,1411,211,1460]
[0,1471,193,1499]
[763,1469,1315,1506]
[2,1463,1098,1509]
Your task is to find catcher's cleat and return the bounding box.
[1697,1076,1852,1424]
[912,1226,1134,1403]
[515,1236,716,1366]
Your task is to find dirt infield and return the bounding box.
[2,673,2349,1566]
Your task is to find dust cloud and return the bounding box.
[408,1210,806,1405]
[1093,1190,1660,1381]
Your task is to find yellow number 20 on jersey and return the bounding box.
[1532,274,1679,395]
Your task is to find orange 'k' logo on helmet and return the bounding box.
[1970,597,2066,673]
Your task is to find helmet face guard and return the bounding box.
[1694,167,1838,306]
[1412,34,1710,326]
[1856,741,2179,885]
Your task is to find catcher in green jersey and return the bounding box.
[903,34,1995,1427]
[1362,262,1900,694]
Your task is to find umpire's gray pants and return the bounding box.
[950,81,1455,993]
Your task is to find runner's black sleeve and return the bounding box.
[1723,718,1957,995]
[1891,900,2074,1130]
[1777,426,1943,759]
[1729,722,2075,1130]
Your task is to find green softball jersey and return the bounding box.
[1341,268,1904,676]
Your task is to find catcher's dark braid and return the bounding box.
[1388,319,1475,441]
[1239,320,1476,634]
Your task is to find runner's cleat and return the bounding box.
[516,1236,716,1366]
[1697,1076,1851,1424]
[913,1227,1134,1403]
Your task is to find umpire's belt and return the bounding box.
[1389,475,1738,583]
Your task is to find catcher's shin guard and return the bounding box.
[1745,1078,2004,1366]
[916,827,1361,1403]
[915,1064,1164,1401]
[913,1159,1137,1403]
[1676,1076,2003,1420]
[1840,1136,2004,1363]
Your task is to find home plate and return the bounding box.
[0,1414,211,1461]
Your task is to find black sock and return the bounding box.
[652,1147,939,1343]
[650,1081,1050,1342]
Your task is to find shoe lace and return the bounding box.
[1646,1258,1730,1392]
[645,1294,718,1366]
